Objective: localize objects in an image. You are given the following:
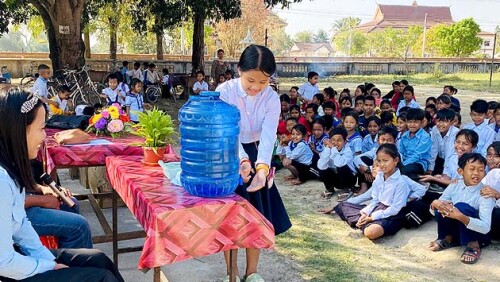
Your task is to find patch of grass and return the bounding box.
[280,72,500,93]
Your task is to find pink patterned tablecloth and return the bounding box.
[105,155,275,270]
[41,128,157,173]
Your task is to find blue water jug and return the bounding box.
[178,91,240,197]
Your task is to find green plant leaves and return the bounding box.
[130,107,177,148]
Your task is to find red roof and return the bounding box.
[356,2,454,33]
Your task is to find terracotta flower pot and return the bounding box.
[143,147,166,166]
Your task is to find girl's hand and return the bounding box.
[480,186,500,200]
[419,174,435,182]
[364,172,374,183]
[54,263,69,270]
[247,169,267,192]
[239,161,253,184]
[282,158,292,167]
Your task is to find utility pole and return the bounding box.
[490,32,497,87]
[422,13,428,58]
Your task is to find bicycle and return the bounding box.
[55,66,102,106]
[145,84,178,104]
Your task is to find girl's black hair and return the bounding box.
[323,87,336,98]
[376,144,401,168]
[367,116,382,127]
[437,94,451,105]
[380,111,394,125]
[370,88,381,96]
[322,101,335,111]
[488,141,500,156]
[426,96,437,104]
[321,115,334,130]
[286,117,298,124]
[280,94,291,103]
[455,112,462,124]
[313,93,324,104]
[291,86,299,91]
[339,96,352,106]
[356,84,366,95]
[329,127,348,140]
[403,85,414,95]
[292,124,307,137]
[456,129,479,148]
[306,103,319,114]
[313,117,327,129]
[130,78,143,89]
[0,87,44,192]
[238,45,276,77]
[342,110,359,123]
[289,104,301,113]
[380,99,391,107]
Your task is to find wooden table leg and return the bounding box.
[153,267,168,282]
[112,189,118,265]
[229,249,237,282]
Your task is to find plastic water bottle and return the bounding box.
[178,91,240,197]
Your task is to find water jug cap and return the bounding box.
[200,91,220,97]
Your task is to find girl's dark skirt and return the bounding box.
[238,142,292,235]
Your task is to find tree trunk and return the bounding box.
[191,10,205,75]
[30,0,85,70]
[156,31,164,60]
[109,2,118,61]
[84,30,91,59]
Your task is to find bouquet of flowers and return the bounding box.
[87,103,132,138]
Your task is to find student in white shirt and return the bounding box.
[464,99,496,157]
[276,124,313,185]
[0,87,124,282]
[127,62,144,81]
[192,70,209,94]
[30,64,57,107]
[125,78,151,123]
[143,63,160,86]
[428,109,460,174]
[335,144,410,240]
[100,73,126,106]
[297,71,319,103]
[396,85,420,116]
[429,153,494,264]
[479,142,500,240]
[216,45,291,282]
[317,127,357,199]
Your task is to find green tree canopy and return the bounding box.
[313,29,329,43]
[293,30,314,43]
[424,18,482,57]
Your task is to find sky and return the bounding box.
[273,0,500,36]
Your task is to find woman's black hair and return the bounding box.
[456,129,479,148]
[238,45,276,77]
[292,124,307,137]
[0,87,44,192]
[321,115,334,130]
[376,144,401,168]
[488,141,500,156]
[313,93,324,104]
[289,104,301,113]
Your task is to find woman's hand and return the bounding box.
[480,186,500,200]
[41,195,60,209]
[239,161,253,184]
[247,169,267,192]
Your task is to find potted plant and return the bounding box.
[131,107,176,165]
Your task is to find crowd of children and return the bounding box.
[273,72,500,264]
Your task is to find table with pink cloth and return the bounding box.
[41,128,170,173]
[105,155,275,271]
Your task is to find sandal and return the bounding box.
[461,247,481,264]
[321,190,334,199]
[429,239,457,252]
[244,273,265,282]
[223,275,241,282]
[337,192,353,202]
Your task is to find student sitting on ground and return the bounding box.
[312,93,325,116]
[317,127,356,199]
[486,101,497,124]
[308,118,329,177]
[395,112,408,147]
[322,101,341,129]
[429,153,494,265]
[479,142,500,240]
[342,110,363,156]
[489,103,500,141]
[428,109,460,175]
[304,103,320,131]
[335,144,410,240]
[289,105,311,136]
[398,108,432,181]
[464,99,496,157]
[277,124,313,185]
[355,126,398,195]
[322,87,340,117]
[396,85,420,116]
[362,116,381,153]
[277,94,291,135]
[46,85,90,130]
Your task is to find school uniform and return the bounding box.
[192,81,209,93]
[316,145,356,193]
[435,180,495,247]
[347,175,426,204]
[464,121,496,157]
[481,169,500,240]
[217,78,292,235]
[317,105,325,116]
[429,126,460,174]
[335,170,410,236]
[488,123,500,141]
[308,133,329,176]
[127,69,143,81]
[361,134,378,153]
[346,131,363,155]
[118,82,129,95]
[399,128,432,181]
[276,140,313,182]
[450,96,461,113]
[125,93,144,122]
[30,77,48,99]
[396,99,420,116]
[396,131,404,148]
[102,87,126,106]
[298,82,319,101]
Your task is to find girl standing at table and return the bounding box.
[0,86,124,282]
[217,45,292,282]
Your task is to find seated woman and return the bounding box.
[334,144,410,240]
[429,153,495,265]
[0,86,123,282]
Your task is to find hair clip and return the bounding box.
[21,91,41,114]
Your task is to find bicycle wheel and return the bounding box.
[20,75,35,90]
[145,87,159,103]
[81,86,103,106]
